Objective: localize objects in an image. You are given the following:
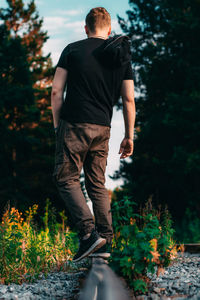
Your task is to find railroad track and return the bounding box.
[78,257,131,300]
[78,244,200,300]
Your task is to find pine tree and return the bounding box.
[113,0,200,234]
[0,0,59,214]
[0,24,34,210]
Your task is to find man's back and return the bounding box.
[56,37,133,127]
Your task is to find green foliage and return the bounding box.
[0,0,56,215]
[112,0,200,241]
[109,196,177,295]
[175,207,200,243]
[0,24,35,210]
[0,201,78,285]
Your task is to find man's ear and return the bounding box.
[108,26,111,36]
[85,25,89,35]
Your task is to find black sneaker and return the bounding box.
[89,243,111,259]
[72,230,106,262]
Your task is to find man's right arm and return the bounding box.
[119,79,136,159]
[51,67,68,131]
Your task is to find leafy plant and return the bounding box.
[109,196,177,295]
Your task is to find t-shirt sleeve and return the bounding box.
[123,61,133,80]
[56,45,70,70]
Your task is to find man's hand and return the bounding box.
[119,138,134,159]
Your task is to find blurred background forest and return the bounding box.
[0,0,200,243]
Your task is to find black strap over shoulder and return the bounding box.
[94,35,132,68]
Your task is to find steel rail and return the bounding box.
[79,257,131,300]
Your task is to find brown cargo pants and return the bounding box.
[52,119,113,244]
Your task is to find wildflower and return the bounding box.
[149,238,157,251]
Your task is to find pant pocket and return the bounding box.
[54,120,67,163]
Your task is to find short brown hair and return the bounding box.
[85,7,111,33]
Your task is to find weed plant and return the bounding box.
[0,199,78,284]
[110,196,179,295]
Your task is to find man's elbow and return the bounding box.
[51,87,63,98]
[122,95,135,104]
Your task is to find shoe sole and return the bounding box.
[73,238,106,262]
[89,252,111,258]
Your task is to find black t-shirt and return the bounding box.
[56,37,133,127]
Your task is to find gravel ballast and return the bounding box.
[137,252,200,300]
[0,252,199,299]
[0,269,88,300]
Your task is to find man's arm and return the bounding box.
[51,67,68,130]
[119,79,136,159]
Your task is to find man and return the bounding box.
[51,7,135,262]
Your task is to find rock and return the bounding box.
[55,290,64,297]
[149,293,160,300]
[18,291,33,299]
[153,287,161,294]
[7,286,14,293]
[0,293,17,300]
[190,292,200,300]
[0,286,7,294]
[54,283,62,290]
[172,282,180,289]
[135,295,148,300]
[159,282,168,289]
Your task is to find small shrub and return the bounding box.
[0,200,78,284]
[109,196,177,295]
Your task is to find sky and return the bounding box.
[1,0,133,190]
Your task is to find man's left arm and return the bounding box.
[51,67,68,131]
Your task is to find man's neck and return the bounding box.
[88,33,108,40]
